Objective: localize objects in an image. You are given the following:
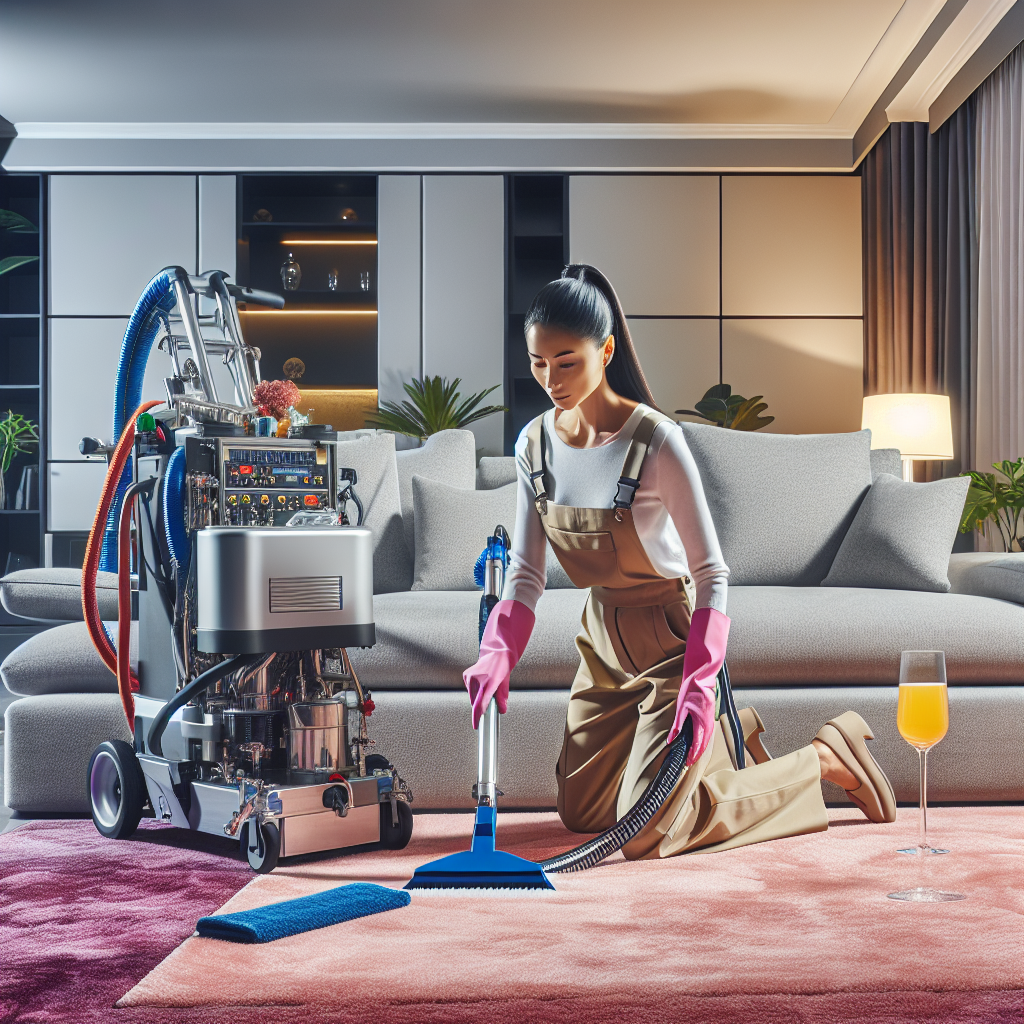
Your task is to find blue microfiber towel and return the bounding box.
[196,882,410,943]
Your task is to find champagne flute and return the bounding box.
[888,650,965,903]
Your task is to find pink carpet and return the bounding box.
[110,806,1023,1024]
[0,819,251,1024]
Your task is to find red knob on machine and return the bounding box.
[303,494,319,507]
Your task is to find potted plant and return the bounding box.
[676,384,774,431]
[0,208,40,279]
[959,458,1024,552]
[367,375,506,441]
[0,411,39,509]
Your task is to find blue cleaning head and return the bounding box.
[473,528,511,590]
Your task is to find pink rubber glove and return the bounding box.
[463,599,536,729]
[668,607,731,765]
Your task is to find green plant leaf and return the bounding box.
[366,375,506,438]
[0,209,38,233]
[729,396,775,431]
[0,255,39,277]
[0,411,40,473]
[694,397,729,423]
[702,384,732,402]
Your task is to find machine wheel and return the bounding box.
[242,818,280,873]
[365,753,393,773]
[379,800,413,850]
[88,740,146,840]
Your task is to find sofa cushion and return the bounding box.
[3,693,133,812]
[948,552,1024,605]
[822,474,970,592]
[870,448,902,479]
[410,475,577,592]
[349,588,588,689]
[412,478,518,591]
[0,568,119,622]
[335,432,411,594]
[680,425,873,586]
[0,620,134,697]
[477,456,517,490]
[726,585,1024,685]
[395,430,477,567]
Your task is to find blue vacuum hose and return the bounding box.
[162,445,189,575]
[100,267,185,571]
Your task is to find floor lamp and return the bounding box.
[861,394,954,481]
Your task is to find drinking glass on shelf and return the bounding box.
[888,650,965,903]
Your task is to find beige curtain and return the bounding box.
[975,42,1024,475]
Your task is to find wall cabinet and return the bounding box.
[422,175,504,457]
[49,175,197,315]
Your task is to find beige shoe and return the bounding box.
[814,711,896,823]
[739,707,772,764]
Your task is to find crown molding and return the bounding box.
[885,0,1017,119]
[14,121,856,141]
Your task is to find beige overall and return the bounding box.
[524,409,829,859]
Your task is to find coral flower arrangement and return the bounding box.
[253,379,302,418]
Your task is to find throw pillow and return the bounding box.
[334,432,410,594]
[411,476,576,592]
[412,478,517,591]
[396,430,477,559]
[821,473,971,592]
[680,424,873,586]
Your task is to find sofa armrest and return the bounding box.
[947,552,1024,605]
[0,567,119,623]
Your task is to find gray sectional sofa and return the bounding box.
[3,426,1022,817]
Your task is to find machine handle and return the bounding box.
[228,284,286,309]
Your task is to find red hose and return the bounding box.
[81,400,163,732]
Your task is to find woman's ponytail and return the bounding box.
[524,264,657,408]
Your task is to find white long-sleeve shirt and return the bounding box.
[504,404,729,614]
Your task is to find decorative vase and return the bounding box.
[280,253,302,291]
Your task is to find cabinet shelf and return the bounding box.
[243,221,377,231]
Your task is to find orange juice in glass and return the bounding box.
[895,651,950,859]
[897,682,949,750]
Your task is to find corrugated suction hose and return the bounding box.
[539,715,693,873]
[540,661,741,874]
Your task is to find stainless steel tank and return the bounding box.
[196,525,375,653]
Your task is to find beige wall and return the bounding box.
[570,174,863,434]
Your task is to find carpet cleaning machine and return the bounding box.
[84,267,413,873]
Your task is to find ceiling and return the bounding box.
[0,0,1017,171]
[1,0,907,125]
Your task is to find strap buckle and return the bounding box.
[613,475,641,511]
[534,492,549,516]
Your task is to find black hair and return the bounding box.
[523,264,656,408]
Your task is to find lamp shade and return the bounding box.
[861,394,954,459]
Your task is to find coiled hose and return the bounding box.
[162,444,190,575]
[540,661,741,874]
[101,267,183,571]
[82,400,164,731]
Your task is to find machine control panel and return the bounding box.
[223,445,332,524]
[185,435,339,527]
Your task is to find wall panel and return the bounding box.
[570,176,719,316]
[422,175,505,456]
[198,175,236,278]
[722,176,862,316]
[377,174,422,409]
[627,318,720,415]
[48,318,168,460]
[722,318,864,435]
[49,175,197,315]
[47,462,106,532]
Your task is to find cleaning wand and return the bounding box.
[405,526,554,891]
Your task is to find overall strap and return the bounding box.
[613,408,677,511]
[522,414,549,513]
